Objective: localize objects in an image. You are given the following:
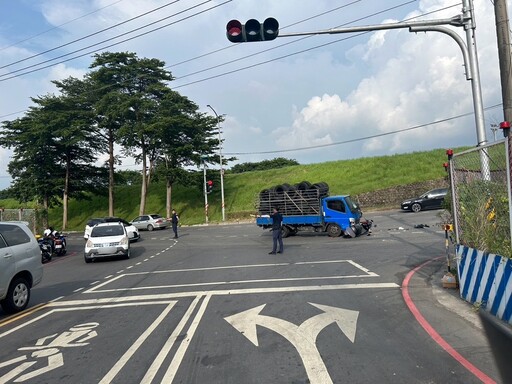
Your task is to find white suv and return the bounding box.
[0,222,44,313]
[84,222,130,263]
[84,217,140,242]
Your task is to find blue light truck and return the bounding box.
[255,182,372,238]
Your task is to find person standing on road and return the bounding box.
[171,209,179,238]
[269,207,283,254]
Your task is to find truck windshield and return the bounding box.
[344,196,361,214]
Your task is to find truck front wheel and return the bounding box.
[281,226,291,238]
[327,224,342,237]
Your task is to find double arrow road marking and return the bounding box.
[225,302,359,384]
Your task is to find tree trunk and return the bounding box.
[166,179,172,219]
[108,134,115,216]
[62,160,70,230]
[139,149,147,215]
[43,196,49,228]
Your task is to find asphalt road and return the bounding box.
[0,210,501,383]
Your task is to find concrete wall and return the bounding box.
[355,178,449,210]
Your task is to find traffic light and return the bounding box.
[226,18,279,43]
[207,180,213,194]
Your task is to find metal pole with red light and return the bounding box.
[500,121,510,137]
[501,121,512,247]
[201,155,209,224]
[207,104,226,222]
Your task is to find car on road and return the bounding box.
[0,221,44,313]
[84,217,140,242]
[131,214,167,231]
[84,222,130,263]
[401,188,448,212]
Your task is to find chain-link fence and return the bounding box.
[450,138,512,257]
[0,208,40,234]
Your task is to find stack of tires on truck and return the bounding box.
[256,181,372,238]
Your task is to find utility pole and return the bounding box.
[207,104,226,221]
[201,155,209,224]
[494,0,512,123]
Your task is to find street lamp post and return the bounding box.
[207,104,226,222]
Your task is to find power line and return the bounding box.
[171,2,460,87]
[0,0,182,70]
[0,0,126,52]
[224,103,503,156]
[0,0,223,81]
[0,0,399,116]
[0,2,460,115]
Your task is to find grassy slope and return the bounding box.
[3,147,459,230]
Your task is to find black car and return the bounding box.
[401,188,448,212]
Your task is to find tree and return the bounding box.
[230,158,300,173]
[0,81,106,229]
[150,90,224,218]
[49,78,106,228]
[89,52,173,215]
[0,113,60,216]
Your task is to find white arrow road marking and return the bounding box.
[225,303,359,384]
[304,302,358,343]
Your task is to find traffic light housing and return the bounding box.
[207,180,213,194]
[226,18,279,43]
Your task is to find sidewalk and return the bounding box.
[406,257,502,383]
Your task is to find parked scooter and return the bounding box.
[36,235,53,263]
[52,231,67,256]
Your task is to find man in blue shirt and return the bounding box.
[269,207,283,254]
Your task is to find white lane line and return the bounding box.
[141,296,202,384]
[161,295,211,383]
[89,281,100,286]
[116,270,124,274]
[84,275,125,293]
[49,283,400,307]
[73,288,84,293]
[88,274,379,293]
[50,296,64,302]
[99,302,177,384]
[87,260,377,293]
[127,266,134,269]
[105,275,113,279]
[125,263,290,276]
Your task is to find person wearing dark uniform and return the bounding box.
[171,209,179,238]
[269,207,283,254]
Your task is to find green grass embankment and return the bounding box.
[1,147,461,230]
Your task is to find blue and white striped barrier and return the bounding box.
[456,245,512,324]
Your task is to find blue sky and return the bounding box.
[0,0,508,190]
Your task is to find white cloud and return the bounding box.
[0,0,508,188]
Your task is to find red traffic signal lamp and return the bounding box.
[207,180,213,194]
[226,18,279,43]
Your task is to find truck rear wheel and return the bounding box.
[327,224,342,237]
[281,226,291,238]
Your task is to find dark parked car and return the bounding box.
[401,188,448,212]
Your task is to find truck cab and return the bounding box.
[322,195,362,236]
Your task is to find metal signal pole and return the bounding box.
[207,104,226,221]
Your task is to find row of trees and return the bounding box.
[229,157,299,174]
[0,52,225,229]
